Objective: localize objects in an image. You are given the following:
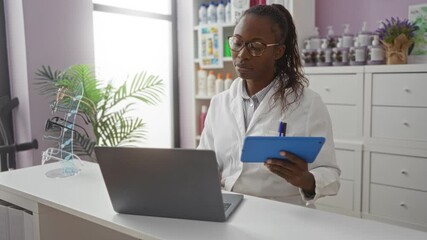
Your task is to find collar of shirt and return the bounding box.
[241,78,277,130]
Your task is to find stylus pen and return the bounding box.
[278,122,287,137]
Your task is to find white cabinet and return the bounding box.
[363,148,427,231]
[316,141,362,217]
[305,66,364,140]
[362,64,427,232]
[306,64,427,232]
[305,67,364,216]
[370,184,427,228]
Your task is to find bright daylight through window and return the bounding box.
[92,0,174,147]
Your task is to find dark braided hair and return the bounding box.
[241,4,308,111]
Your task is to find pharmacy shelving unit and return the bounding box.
[188,0,315,148]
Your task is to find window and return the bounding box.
[92,1,177,148]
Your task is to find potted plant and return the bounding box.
[35,64,164,159]
[376,17,419,64]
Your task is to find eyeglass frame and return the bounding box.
[45,116,90,138]
[228,35,281,57]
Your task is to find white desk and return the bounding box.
[0,162,426,240]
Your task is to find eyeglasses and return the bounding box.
[45,117,90,138]
[228,36,280,57]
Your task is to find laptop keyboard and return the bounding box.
[224,203,232,211]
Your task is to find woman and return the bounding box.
[198,4,340,206]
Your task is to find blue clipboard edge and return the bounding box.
[240,136,326,163]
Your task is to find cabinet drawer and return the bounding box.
[327,105,360,138]
[370,184,427,226]
[372,73,427,107]
[335,149,355,180]
[317,179,354,210]
[371,106,427,141]
[370,152,427,191]
[307,74,359,105]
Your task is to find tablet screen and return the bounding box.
[240,136,325,163]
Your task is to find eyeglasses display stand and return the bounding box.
[42,84,84,178]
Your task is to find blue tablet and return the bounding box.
[241,136,325,163]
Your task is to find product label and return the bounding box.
[359,35,372,47]
[355,48,366,62]
[371,48,385,61]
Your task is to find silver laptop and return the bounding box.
[95,147,243,222]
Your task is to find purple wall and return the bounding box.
[315,0,427,37]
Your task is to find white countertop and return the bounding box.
[1,162,426,240]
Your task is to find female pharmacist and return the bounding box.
[198,4,340,206]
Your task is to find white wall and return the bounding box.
[4,0,95,167]
[177,0,196,148]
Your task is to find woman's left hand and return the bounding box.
[264,151,315,195]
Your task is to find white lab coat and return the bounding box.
[198,78,340,206]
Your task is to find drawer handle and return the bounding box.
[400,170,408,175]
[400,202,407,207]
[324,87,331,92]
[403,122,410,127]
[403,88,411,93]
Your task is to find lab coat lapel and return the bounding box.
[246,82,278,133]
[230,84,246,138]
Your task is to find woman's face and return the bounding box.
[231,14,284,82]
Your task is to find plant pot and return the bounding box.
[382,34,413,65]
[386,48,409,64]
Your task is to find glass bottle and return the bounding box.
[316,39,332,66]
[367,35,385,65]
[332,38,349,66]
[349,37,367,65]
[301,40,316,67]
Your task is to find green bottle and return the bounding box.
[224,38,231,57]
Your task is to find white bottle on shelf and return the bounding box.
[225,0,231,23]
[207,70,216,96]
[367,35,385,65]
[198,4,207,25]
[358,21,372,47]
[207,1,217,24]
[217,1,225,23]
[215,73,224,94]
[309,27,321,50]
[342,24,354,48]
[326,25,337,48]
[316,39,332,66]
[224,73,233,90]
[197,68,208,96]
[349,38,366,65]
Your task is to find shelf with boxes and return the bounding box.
[305,63,427,231]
